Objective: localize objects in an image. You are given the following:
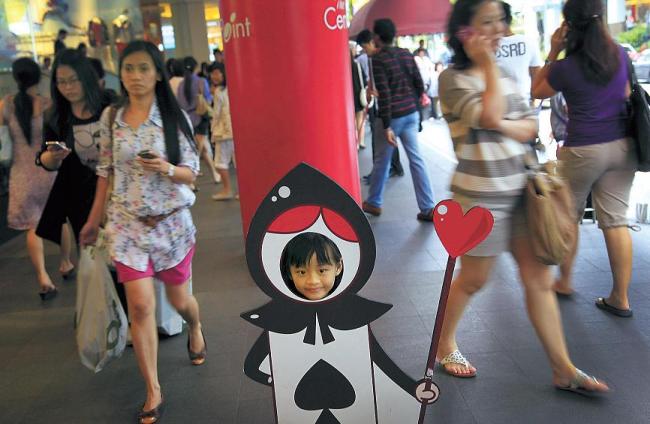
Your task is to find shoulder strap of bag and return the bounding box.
[624,52,638,93]
[355,60,364,87]
[102,106,117,226]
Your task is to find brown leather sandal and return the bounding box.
[137,396,164,424]
[187,327,207,366]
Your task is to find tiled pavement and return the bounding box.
[1,118,650,423]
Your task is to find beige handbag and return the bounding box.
[525,160,577,265]
[196,82,214,117]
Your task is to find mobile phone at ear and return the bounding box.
[45,141,69,151]
[457,26,476,43]
[137,150,157,159]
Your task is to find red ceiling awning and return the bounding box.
[349,0,452,38]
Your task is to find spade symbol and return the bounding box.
[315,409,340,424]
[294,359,356,423]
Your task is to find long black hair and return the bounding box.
[11,58,41,144]
[563,0,619,86]
[280,232,344,299]
[182,56,198,105]
[118,41,196,165]
[447,0,500,70]
[50,49,103,139]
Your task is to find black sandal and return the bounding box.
[60,266,76,280]
[38,287,58,301]
[187,327,207,366]
[137,396,164,424]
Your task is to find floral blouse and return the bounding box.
[96,101,200,272]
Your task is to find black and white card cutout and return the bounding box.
[242,163,439,423]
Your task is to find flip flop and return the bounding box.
[555,368,608,397]
[439,350,476,378]
[595,297,633,318]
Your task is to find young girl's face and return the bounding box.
[290,253,342,301]
[56,65,85,105]
[210,68,224,86]
[470,0,506,52]
[121,51,159,98]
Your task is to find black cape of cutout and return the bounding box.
[242,296,391,345]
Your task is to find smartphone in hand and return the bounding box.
[137,150,157,159]
[457,26,476,43]
[45,141,69,151]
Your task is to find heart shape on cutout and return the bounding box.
[433,200,494,258]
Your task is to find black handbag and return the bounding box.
[625,56,650,172]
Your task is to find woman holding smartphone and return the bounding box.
[36,48,109,252]
[80,41,205,424]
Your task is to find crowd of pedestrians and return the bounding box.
[348,0,641,395]
[1,0,647,420]
[0,39,235,423]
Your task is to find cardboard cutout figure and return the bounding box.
[242,163,438,423]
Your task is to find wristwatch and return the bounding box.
[166,164,175,177]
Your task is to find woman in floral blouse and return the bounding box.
[80,41,206,424]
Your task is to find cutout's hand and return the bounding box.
[415,378,440,404]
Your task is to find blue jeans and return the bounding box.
[366,111,435,213]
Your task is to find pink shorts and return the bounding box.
[114,246,195,285]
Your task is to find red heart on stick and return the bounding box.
[433,200,494,258]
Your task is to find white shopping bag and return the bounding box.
[155,275,192,336]
[75,233,128,372]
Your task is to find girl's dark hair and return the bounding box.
[182,56,198,104]
[208,62,226,87]
[280,232,344,300]
[563,0,619,85]
[11,57,41,144]
[165,58,185,79]
[447,0,500,70]
[118,41,196,165]
[50,49,103,140]
[165,58,176,79]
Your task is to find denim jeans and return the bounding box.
[366,111,435,213]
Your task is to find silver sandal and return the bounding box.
[556,368,608,396]
[439,350,476,378]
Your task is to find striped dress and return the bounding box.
[438,67,536,255]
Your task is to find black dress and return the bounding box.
[36,107,106,244]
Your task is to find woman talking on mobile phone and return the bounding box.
[436,0,608,395]
[80,41,205,424]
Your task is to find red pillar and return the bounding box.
[219,0,360,235]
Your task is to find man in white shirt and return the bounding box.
[495,1,543,105]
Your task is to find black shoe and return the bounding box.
[416,211,434,222]
[39,287,58,301]
[389,169,404,178]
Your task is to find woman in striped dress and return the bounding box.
[436,0,608,394]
